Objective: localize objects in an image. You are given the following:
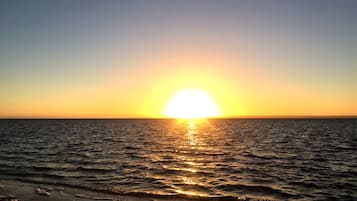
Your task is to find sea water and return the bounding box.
[0,119,356,200]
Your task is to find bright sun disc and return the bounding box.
[165,89,220,119]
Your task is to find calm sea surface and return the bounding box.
[0,119,356,200]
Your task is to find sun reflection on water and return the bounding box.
[171,119,210,197]
[187,120,198,146]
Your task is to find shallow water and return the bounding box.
[0,119,356,200]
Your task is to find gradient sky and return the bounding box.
[1,0,357,118]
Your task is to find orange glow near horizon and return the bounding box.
[1,50,356,118]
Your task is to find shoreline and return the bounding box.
[0,179,250,201]
[0,179,149,201]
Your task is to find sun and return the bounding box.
[165,89,220,119]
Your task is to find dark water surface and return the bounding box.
[0,119,356,200]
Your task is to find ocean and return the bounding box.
[0,119,356,200]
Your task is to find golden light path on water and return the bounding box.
[157,118,286,200]
[164,119,273,200]
[171,119,209,197]
[146,118,237,198]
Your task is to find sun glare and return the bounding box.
[165,89,220,119]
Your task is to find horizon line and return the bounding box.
[1,115,357,120]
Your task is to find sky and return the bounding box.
[0,0,357,118]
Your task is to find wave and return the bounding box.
[0,166,298,200]
[74,166,116,173]
[0,171,68,180]
[241,152,283,160]
[13,177,248,201]
[216,184,301,199]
